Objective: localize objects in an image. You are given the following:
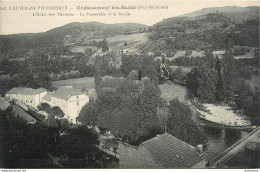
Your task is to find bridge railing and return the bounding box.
[210,126,260,166]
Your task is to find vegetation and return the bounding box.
[167,99,206,146]
[79,75,206,146]
[0,109,117,168]
[185,38,260,124]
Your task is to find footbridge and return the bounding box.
[209,126,260,168]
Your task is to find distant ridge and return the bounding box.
[156,6,259,26]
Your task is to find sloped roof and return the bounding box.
[6,87,46,95]
[141,133,207,168]
[8,105,36,123]
[42,92,53,101]
[52,86,84,100]
[0,97,10,111]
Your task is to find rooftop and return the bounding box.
[0,97,10,111]
[140,133,207,168]
[52,86,84,100]
[6,87,47,95]
[42,92,53,102]
[7,105,36,123]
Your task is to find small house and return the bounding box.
[118,133,207,168]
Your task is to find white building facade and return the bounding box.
[43,86,89,123]
[5,87,47,109]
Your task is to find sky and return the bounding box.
[0,0,259,35]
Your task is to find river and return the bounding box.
[159,80,259,168]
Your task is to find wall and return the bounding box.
[39,91,47,105]
[118,142,160,169]
[67,94,89,123]
[6,93,36,108]
[50,94,89,123]
[51,97,67,115]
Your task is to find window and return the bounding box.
[26,100,28,103]
[77,101,79,106]
[76,95,79,99]
[30,100,32,103]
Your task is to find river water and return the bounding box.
[199,123,259,168]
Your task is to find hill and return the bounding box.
[140,6,259,55]
[0,22,147,60]
[157,6,259,26]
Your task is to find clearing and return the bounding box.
[93,32,149,52]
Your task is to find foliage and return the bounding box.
[121,54,141,76]
[38,103,52,114]
[52,106,65,118]
[140,55,159,79]
[79,76,162,144]
[97,39,109,52]
[126,70,139,80]
[167,99,206,146]
[186,65,217,103]
[0,108,105,168]
[62,126,99,159]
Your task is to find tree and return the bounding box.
[63,126,99,159]
[140,55,159,79]
[215,55,224,101]
[94,55,103,97]
[186,63,217,103]
[78,101,98,126]
[121,54,141,75]
[222,36,236,102]
[139,80,161,117]
[167,99,206,146]
[97,39,109,52]
[157,100,170,131]
[196,64,217,103]
[126,70,139,80]
[79,77,162,144]
[52,106,65,118]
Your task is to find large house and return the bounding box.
[118,133,207,168]
[5,87,47,109]
[42,86,89,123]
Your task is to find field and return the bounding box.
[70,45,97,53]
[93,32,149,52]
[52,77,95,89]
[159,80,187,102]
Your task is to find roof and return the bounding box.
[52,86,84,100]
[42,92,53,101]
[0,97,10,111]
[12,99,28,111]
[7,105,36,123]
[140,133,207,168]
[6,87,47,95]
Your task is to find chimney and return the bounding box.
[196,144,203,155]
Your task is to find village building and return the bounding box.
[118,133,207,168]
[5,87,47,109]
[42,86,89,123]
